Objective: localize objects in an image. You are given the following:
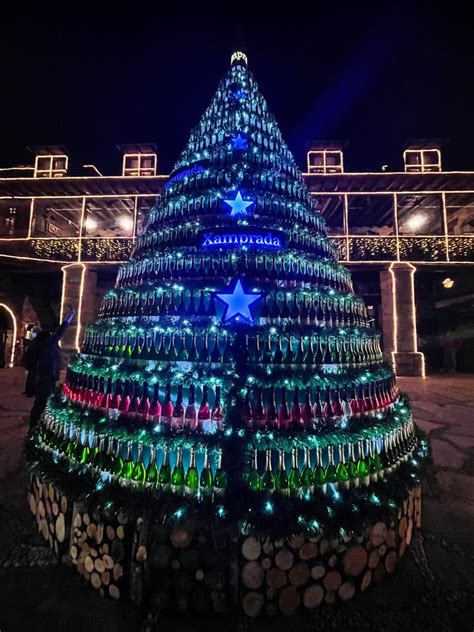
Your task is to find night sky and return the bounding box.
[2,6,473,175]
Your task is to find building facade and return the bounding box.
[1,143,473,375]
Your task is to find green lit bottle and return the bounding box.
[214,449,227,497]
[314,446,327,494]
[78,435,90,465]
[122,440,135,480]
[65,428,77,461]
[146,446,159,487]
[92,435,105,470]
[261,450,275,492]
[132,444,146,485]
[159,448,171,492]
[184,447,199,497]
[356,440,370,487]
[74,430,85,463]
[325,445,338,484]
[275,450,289,496]
[288,447,302,498]
[247,449,261,492]
[171,447,184,495]
[347,442,359,487]
[336,444,350,489]
[113,440,124,477]
[301,447,314,498]
[369,439,382,481]
[199,447,213,498]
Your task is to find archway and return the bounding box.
[0,303,18,367]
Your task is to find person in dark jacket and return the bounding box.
[21,329,49,396]
[29,307,75,428]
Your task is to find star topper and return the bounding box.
[231,133,248,150]
[215,279,262,321]
[224,190,254,216]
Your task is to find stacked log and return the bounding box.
[240,486,422,616]
[69,504,129,600]
[27,475,71,556]
[146,521,230,614]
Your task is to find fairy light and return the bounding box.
[0,302,17,366]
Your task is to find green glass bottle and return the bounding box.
[199,447,214,498]
[261,450,275,492]
[65,429,77,460]
[288,447,302,498]
[369,439,381,482]
[336,444,350,489]
[159,448,171,492]
[113,440,124,477]
[132,444,146,485]
[171,447,184,495]
[247,449,261,492]
[184,447,199,497]
[356,440,370,487]
[347,442,359,487]
[313,447,327,493]
[275,450,289,496]
[301,447,314,498]
[325,445,338,484]
[122,441,135,479]
[146,446,159,487]
[214,449,227,497]
[92,435,105,470]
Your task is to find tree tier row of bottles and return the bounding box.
[82,328,381,368]
[100,288,364,326]
[62,374,398,430]
[38,417,416,497]
[246,428,417,496]
[39,426,226,498]
[162,143,308,202]
[115,254,353,293]
[133,222,333,260]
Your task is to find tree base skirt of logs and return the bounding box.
[27,475,421,617]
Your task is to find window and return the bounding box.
[0,199,31,237]
[404,149,441,173]
[397,194,443,235]
[445,194,474,235]
[313,195,345,235]
[34,155,68,178]
[82,198,135,237]
[123,153,157,177]
[348,195,394,235]
[31,199,82,237]
[307,150,343,174]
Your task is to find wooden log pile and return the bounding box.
[69,504,130,600]
[240,486,422,617]
[144,521,231,614]
[27,475,71,556]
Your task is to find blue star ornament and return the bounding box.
[232,133,248,150]
[224,191,254,216]
[215,280,262,321]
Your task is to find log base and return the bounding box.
[27,476,421,616]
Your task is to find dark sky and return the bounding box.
[2,6,473,175]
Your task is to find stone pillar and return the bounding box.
[60,264,98,352]
[379,263,425,377]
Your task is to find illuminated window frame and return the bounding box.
[307,150,344,174]
[34,155,68,178]
[403,149,441,173]
[122,153,157,177]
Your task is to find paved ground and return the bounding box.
[0,368,472,632]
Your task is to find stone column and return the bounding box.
[60,264,98,352]
[379,263,425,377]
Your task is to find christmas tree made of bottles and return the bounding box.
[35,51,424,537]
